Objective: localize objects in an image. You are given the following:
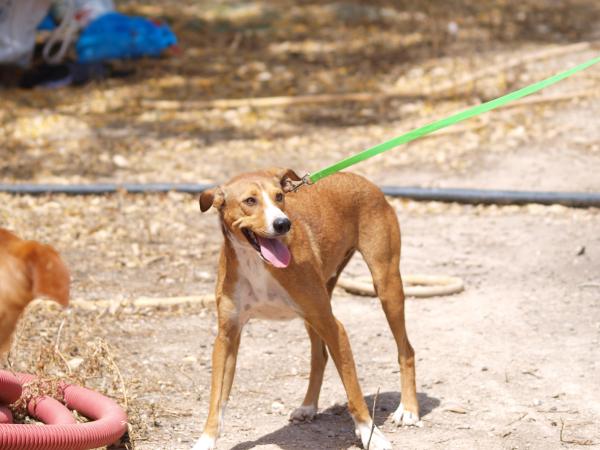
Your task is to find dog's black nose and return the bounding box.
[273,217,291,234]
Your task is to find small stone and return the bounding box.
[271,401,285,414]
[112,154,129,167]
[257,71,272,82]
[197,271,212,281]
[443,403,468,414]
[447,21,459,35]
[67,357,84,371]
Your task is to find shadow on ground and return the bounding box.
[230,391,439,450]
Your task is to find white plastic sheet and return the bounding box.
[0,0,52,66]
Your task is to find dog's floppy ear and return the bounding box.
[24,242,70,307]
[269,168,302,192]
[199,187,225,213]
[0,228,19,246]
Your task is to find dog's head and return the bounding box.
[0,228,70,308]
[199,168,302,268]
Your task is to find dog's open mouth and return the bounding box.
[242,228,291,268]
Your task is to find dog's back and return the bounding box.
[285,172,400,279]
[289,172,390,218]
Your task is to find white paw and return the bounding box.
[289,405,318,423]
[192,434,216,450]
[392,402,422,427]
[355,421,393,450]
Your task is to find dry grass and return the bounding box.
[6,303,147,448]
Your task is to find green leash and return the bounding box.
[299,55,599,186]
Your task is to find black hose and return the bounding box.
[0,183,599,207]
[0,183,213,195]
[379,186,600,207]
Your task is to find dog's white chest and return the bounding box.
[233,246,299,322]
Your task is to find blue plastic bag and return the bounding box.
[76,12,177,63]
[37,13,57,31]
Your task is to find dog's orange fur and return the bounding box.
[195,168,418,449]
[0,228,70,354]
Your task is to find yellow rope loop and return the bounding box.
[337,274,464,298]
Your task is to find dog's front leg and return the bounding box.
[306,309,393,450]
[194,306,242,450]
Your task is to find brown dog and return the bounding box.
[194,169,419,450]
[0,228,70,354]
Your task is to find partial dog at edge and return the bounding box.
[194,168,419,450]
[0,228,70,354]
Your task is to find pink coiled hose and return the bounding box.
[0,370,127,450]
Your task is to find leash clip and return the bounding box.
[287,173,313,193]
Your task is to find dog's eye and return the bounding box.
[244,197,257,206]
[275,193,284,202]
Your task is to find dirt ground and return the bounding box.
[1,1,599,449]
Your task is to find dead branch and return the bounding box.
[142,91,421,111]
[426,42,592,98]
[98,339,129,411]
[560,418,599,446]
[54,315,72,375]
[506,412,527,426]
[366,387,380,450]
[67,294,215,311]
[142,42,592,111]
[501,89,599,110]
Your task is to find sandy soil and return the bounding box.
[1,1,599,449]
[3,196,599,450]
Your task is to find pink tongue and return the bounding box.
[257,236,291,268]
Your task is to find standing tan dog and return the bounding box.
[0,228,70,354]
[194,169,419,450]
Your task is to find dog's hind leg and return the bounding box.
[290,322,328,423]
[358,203,420,427]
